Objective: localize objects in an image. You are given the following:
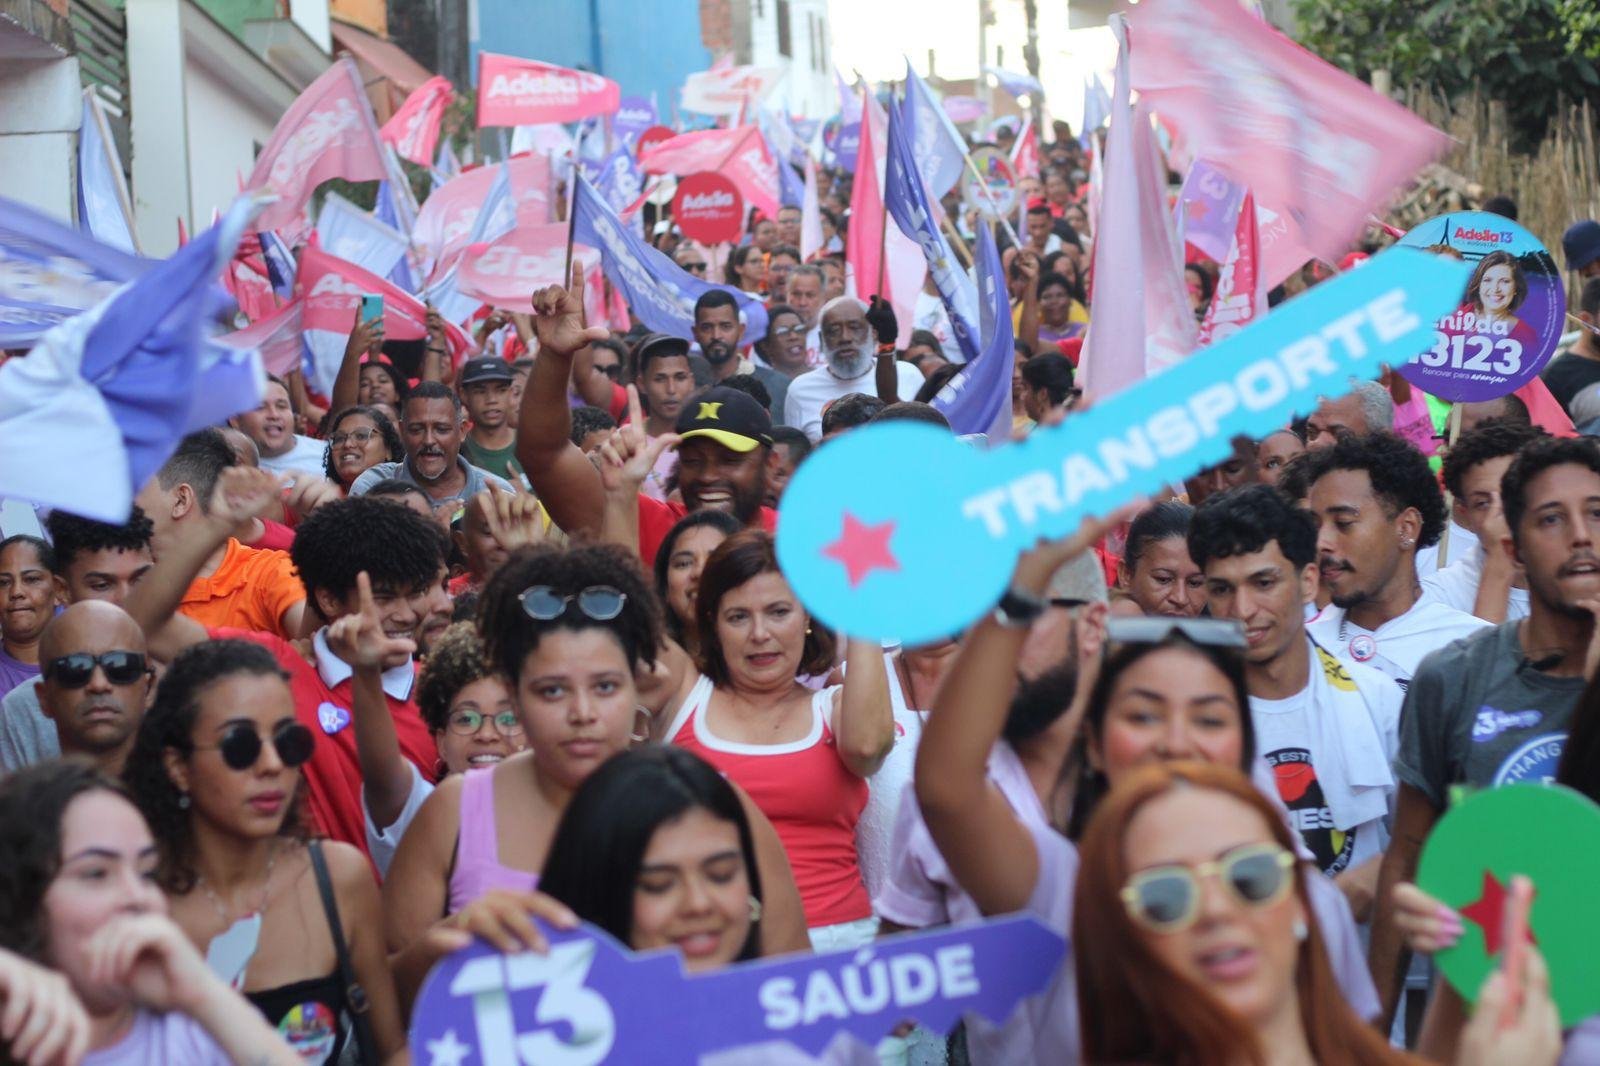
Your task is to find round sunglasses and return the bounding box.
[518,585,627,622]
[1120,843,1295,933]
[194,721,315,772]
[43,651,149,688]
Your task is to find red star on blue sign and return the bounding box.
[822,513,900,588]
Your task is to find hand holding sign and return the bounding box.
[776,246,1470,644]
[410,916,1064,1066]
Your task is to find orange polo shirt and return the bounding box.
[179,539,304,639]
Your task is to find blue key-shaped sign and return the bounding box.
[775,247,1470,645]
[410,915,1064,1065]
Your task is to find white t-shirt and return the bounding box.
[1422,541,1530,622]
[256,434,326,476]
[364,761,434,878]
[1252,685,1388,877]
[783,362,927,442]
[1307,597,1490,689]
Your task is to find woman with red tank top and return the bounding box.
[655,530,895,950]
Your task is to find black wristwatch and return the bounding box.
[992,587,1046,628]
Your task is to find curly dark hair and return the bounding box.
[291,496,449,622]
[693,530,837,684]
[569,405,618,448]
[417,622,500,734]
[322,405,404,482]
[477,543,664,684]
[820,393,886,437]
[1502,436,1600,545]
[1297,431,1447,548]
[1440,420,1547,500]
[653,510,742,642]
[1189,484,1318,570]
[123,640,296,893]
[0,760,131,962]
[45,506,154,574]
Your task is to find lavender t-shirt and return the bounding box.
[85,1010,232,1066]
[0,647,38,699]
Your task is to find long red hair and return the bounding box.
[1072,762,1416,1065]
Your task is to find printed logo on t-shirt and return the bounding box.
[277,1000,338,1063]
[316,702,350,735]
[1493,732,1566,787]
[1471,706,1543,743]
[1314,646,1357,692]
[1265,746,1355,875]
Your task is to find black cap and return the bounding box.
[632,332,690,371]
[458,357,515,386]
[674,386,773,452]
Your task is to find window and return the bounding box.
[777,0,792,57]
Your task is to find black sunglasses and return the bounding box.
[595,363,623,380]
[681,262,708,274]
[43,651,149,687]
[196,721,315,772]
[518,585,627,621]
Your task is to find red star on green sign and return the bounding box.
[1459,870,1537,956]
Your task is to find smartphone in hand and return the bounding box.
[359,293,384,325]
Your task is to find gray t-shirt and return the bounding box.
[348,456,513,505]
[1396,620,1584,809]
[0,679,58,771]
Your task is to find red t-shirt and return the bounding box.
[248,519,295,552]
[210,627,440,855]
[637,496,778,567]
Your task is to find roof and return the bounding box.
[329,17,434,117]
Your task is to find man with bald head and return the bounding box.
[783,297,924,442]
[35,601,152,776]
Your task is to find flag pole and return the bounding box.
[564,177,578,282]
[961,152,1023,248]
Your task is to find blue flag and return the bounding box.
[885,96,982,367]
[569,173,767,343]
[259,231,297,300]
[77,93,138,254]
[0,197,266,521]
[902,63,969,199]
[0,197,150,348]
[927,223,1012,443]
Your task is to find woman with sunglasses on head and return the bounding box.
[914,521,1377,1062]
[123,640,406,1064]
[381,543,810,1009]
[322,405,404,493]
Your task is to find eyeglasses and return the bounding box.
[1104,617,1247,649]
[595,363,623,381]
[1120,843,1296,933]
[821,320,871,343]
[330,428,378,448]
[43,651,149,687]
[681,262,708,274]
[518,585,628,621]
[195,721,315,772]
[447,708,524,736]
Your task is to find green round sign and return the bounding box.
[1417,783,1600,1027]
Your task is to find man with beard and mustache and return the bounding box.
[352,381,513,509]
[784,297,924,442]
[1368,435,1600,1028]
[692,291,789,423]
[517,272,782,566]
[1302,433,1487,689]
[35,601,152,778]
[1188,485,1400,913]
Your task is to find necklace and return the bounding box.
[195,840,281,928]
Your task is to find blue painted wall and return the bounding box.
[472,0,710,117]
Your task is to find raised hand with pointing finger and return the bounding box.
[597,385,681,495]
[530,263,609,359]
[324,572,416,671]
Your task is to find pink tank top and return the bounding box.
[447,767,539,913]
[667,675,871,928]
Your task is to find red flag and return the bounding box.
[1198,192,1266,346]
[1127,0,1448,270]
[638,127,779,221]
[476,52,620,128]
[1514,377,1578,438]
[218,299,304,377]
[1010,118,1041,180]
[381,75,453,167]
[846,91,884,300]
[243,58,386,233]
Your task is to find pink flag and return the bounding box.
[412,154,551,271]
[1010,118,1041,180]
[454,225,598,312]
[218,299,304,377]
[1198,192,1266,346]
[638,127,779,221]
[1127,0,1448,270]
[681,65,784,117]
[381,75,453,167]
[1079,19,1197,399]
[846,92,885,300]
[476,52,620,128]
[243,58,386,233]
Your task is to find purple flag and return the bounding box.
[1176,159,1247,263]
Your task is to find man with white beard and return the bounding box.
[783,296,925,442]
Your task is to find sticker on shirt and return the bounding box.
[1348,634,1377,662]
[277,1000,339,1063]
[1265,747,1355,875]
[1471,706,1543,743]
[1493,732,1566,787]
[317,702,350,736]
[1314,647,1357,692]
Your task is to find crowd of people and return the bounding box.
[6,116,1600,1066]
